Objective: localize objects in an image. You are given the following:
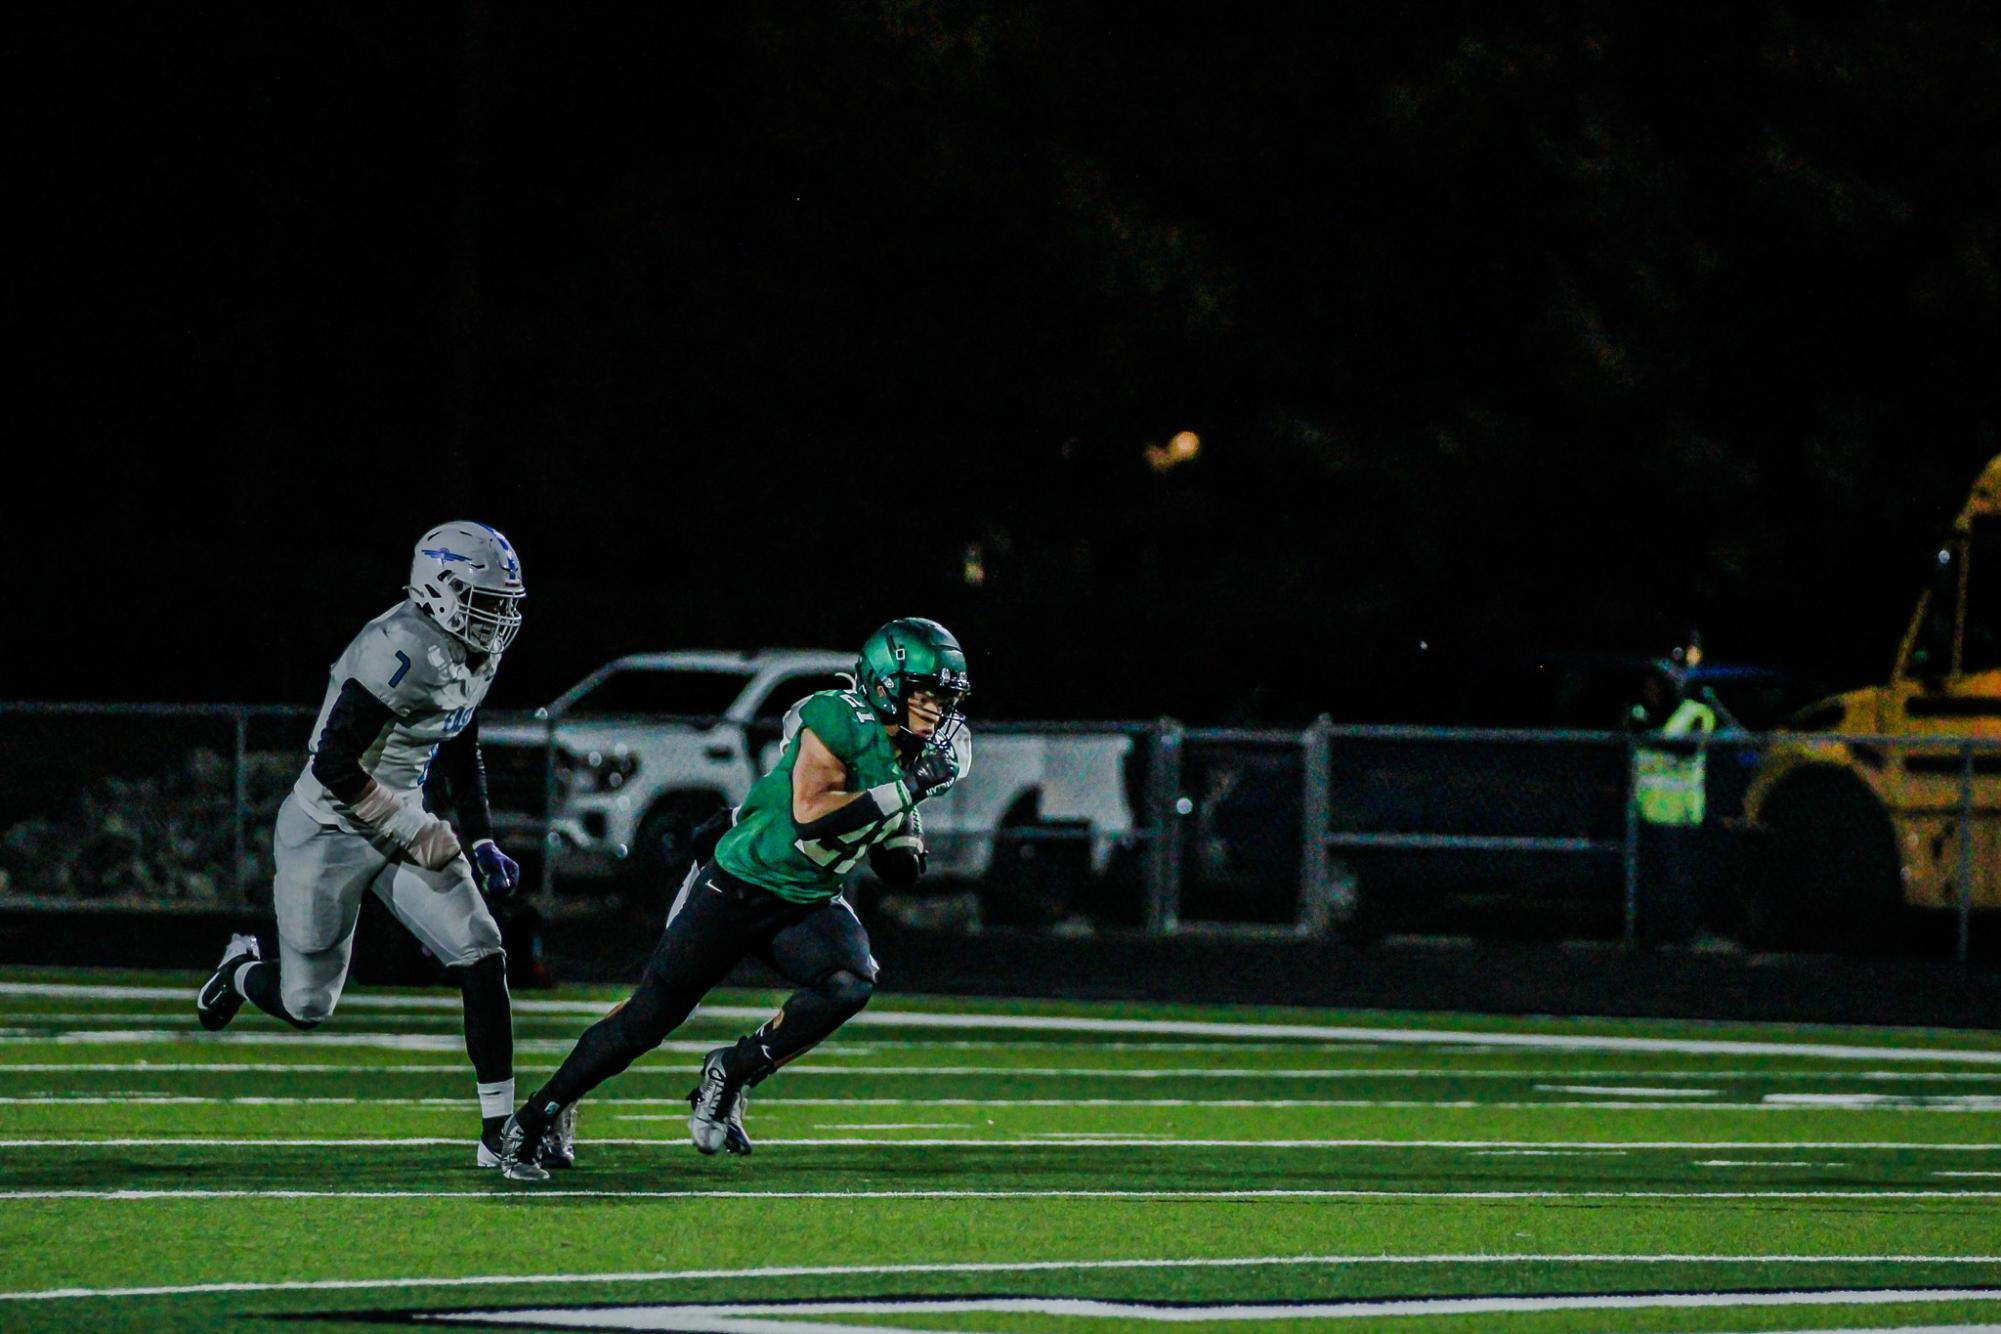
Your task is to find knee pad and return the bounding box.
[281,987,334,1029]
[819,968,875,1013]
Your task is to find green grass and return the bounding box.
[0,968,1996,1332]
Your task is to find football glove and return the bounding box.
[472,840,520,897]
[904,743,958,800]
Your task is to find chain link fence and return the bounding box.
[2,702,1993,958]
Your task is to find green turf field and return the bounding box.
[0,966,1996,1332]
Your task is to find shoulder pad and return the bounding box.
[351,612,453,715]
[795,689,878,762]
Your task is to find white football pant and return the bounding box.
[269,794,503,1024]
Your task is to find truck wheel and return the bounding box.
[633,797,724,888]
[1744,770,1900,953]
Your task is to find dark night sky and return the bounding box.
[12,3,2000,724]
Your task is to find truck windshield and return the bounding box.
[566,670,752,717]
[1965,517,2001,673]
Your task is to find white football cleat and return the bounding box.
[541,1101,578,1169]
[488,1113,549,1182]
[688,1048,748,1156]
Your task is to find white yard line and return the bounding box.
[0,1187,1992,1203]
[424,1289,2001,1330]
[2,1060,1999,1082]
[6,1093,1999,1114]
[1767,1093,2001,1108]
[603,1099,2001,1113]
[0,1063,475,1072]
[1536,1084,1719,1096]
[3,982,1998,1064]
[3,1254,1997,1303]
[2,1136,1996,1151]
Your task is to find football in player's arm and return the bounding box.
[495,617,972,1179]
[194,522,532,1168]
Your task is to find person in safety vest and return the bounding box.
[1627,658,1716,945]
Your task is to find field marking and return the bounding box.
[1536,1084,1718,1096]
[3,1060,1999,1082]
[4,982,1999,1064]
[3,1135,1997,1152]
[5,1254,1998,1304]
[9,1092,2000,1115]
[0,1031,588,1052]
[1,1186,1997,1205]
[604,1099,2001,1114]
[429,1290,2001,1331]
[1768,1104,2000,1112]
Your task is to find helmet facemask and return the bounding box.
[448,573,525,654]
[896,668,970,737]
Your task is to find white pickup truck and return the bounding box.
[479,650,1137,886]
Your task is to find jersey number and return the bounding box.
[794,818,889,876]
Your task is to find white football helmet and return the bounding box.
[406,521,525,654]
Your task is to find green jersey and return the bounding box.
[714,689,916,903]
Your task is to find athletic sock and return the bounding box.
[236,960,317,1031]
[477,1078,515,1121]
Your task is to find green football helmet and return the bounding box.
[856,617,971,728]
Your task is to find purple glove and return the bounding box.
[471,840,520,897]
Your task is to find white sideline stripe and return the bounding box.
[5,1047,2001,1099]
[0,1063,479,1073]
[1537,1084,1718,1096]
[0,1032,585,1052]
[4,1135,1997,1151]
[14,1093,2001,1113]
[5,982,2000,1064]
[430,1290,2001,1329]
[1,1188,1996,1202]
[609,1100,2001,1114]
[3,1254,1997,1304]
[3,1059,2000,1081]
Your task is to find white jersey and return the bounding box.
[292,602,502,832]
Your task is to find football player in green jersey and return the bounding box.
[497,618,971,1175]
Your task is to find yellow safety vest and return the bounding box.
[1634,699,1716,826]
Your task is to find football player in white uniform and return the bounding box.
[196,521,537,1172]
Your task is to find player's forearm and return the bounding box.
[792,780,912,839]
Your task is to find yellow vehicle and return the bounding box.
[1740,454,2001,948]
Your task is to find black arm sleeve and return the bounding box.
[430,712,494,846]
[310,679,398,805]
[793,788,898,842]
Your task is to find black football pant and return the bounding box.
[523,865,876,1121]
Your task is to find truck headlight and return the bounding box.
[560,746,640,794]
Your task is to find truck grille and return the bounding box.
[482,740,549,818]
